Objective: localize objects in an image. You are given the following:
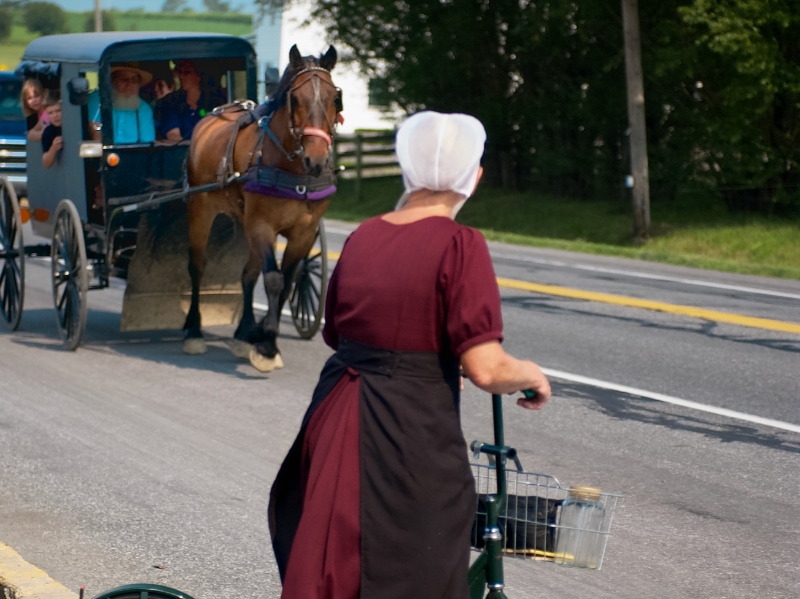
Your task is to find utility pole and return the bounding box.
[621,0,650,243]
[94,0,102,32]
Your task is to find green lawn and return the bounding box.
[65,10,252,35]
[0,24,38,70]
[0,11,251,70]
[328,177,800,281]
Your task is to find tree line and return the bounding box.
[0,0,247,39]
[6,0,796,215]
[0,1,112,34]
[280,0,797,216]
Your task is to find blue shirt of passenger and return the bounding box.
[87,90,156,144]
[156,88,226,140]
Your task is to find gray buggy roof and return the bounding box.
[16,31,255,78]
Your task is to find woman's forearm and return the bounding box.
[460,341,551,398]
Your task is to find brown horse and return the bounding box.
[182,44,340,372]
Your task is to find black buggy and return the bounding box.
[0,32,328,350]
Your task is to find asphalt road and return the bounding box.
[1,220,798,599]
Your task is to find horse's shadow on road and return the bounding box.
[7,306,320,380]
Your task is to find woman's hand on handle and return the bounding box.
[460,340,551,408]
[516,388,550,411]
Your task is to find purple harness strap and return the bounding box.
[242,181,337,201]
[241,164,337,201]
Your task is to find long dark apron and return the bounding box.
[269,338,475,598]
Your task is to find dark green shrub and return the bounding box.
[24,2,68,36]
[0,8,12,42]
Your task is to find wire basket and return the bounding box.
[470,462,623,570]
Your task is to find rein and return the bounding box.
[258,112,300,162]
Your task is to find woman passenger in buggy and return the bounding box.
[141,62,175,105]
[269,111,552,599]
[156,59,226,141]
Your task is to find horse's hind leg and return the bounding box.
[183,195,217,355]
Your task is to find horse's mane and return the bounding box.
[264,55,325,114]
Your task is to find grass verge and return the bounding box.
[327,177,800,281]
[0,12,251,70]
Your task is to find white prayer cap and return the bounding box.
[396,111,486,199]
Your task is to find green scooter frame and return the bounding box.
[467,393,522,599]
[90,583,196,599]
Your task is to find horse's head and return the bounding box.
[268,44,341,177]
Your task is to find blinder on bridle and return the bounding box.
[334,87,344,113]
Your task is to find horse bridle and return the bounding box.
[259,65,342,162]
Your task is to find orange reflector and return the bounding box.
[33,208,50,222]
[106,153,120,167]
[20,207,30,223]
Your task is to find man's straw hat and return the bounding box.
[111,62,153,85]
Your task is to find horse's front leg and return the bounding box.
[275,260,303,326]
[248,247,285,373]
[183,196,216,355]
[229,248,264,358]
[275,223,319,316]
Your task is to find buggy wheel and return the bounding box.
[51,199,88,351]
[0,178,24,331]
[290,218,328,339]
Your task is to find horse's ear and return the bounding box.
[289,44,304,70]
[320,45,337,71]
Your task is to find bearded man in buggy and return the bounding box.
[88,62,156,144]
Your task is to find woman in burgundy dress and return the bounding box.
[269,111,551,599]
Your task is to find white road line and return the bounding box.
[543,367,800,434]
[249,306,799,434]
[491,252,800,300]
[259,306,799,433]
[30,232,798,433]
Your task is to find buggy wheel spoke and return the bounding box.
[51,200,88,350]
[290,220,327,339]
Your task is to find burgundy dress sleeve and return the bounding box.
[440,226,504,357]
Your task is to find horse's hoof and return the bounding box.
[229,339,252,359]
[183,337,207,355]
[249,347,283,373]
